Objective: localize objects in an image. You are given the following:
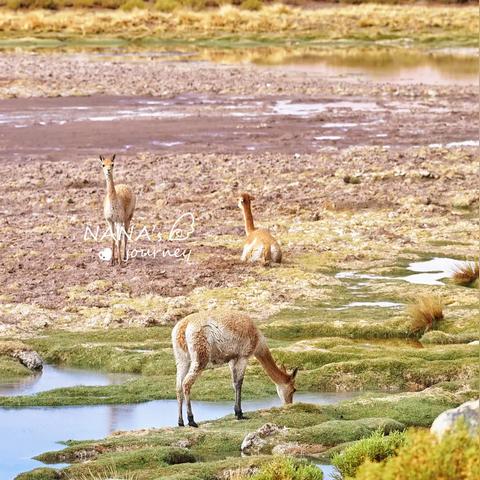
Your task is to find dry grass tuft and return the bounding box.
[78,465,138,480]
[452,261,479,287]
[0,340,30,355]
[408,295,444,334]
[0,5,477,41]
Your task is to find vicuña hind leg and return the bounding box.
[108,221,116,266]
[123,217,133,261]
[175,359,190,427]
[182,360,204,427]
[114,223,123,266]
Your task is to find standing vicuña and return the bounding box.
[100,154,136,266]
[172,310,298,427]
[238,193,282,265]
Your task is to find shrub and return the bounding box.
[332,429,406,478]
[5,0,61,8]
[179,0,207,9]
[155,0,178,11]
[251,457,323,480]
[420,330,477,344]
[14,468,60,480]
[452,262,479,287]
[72,0,96,8]
[240,0,263,10]
[408,295,444,335]
[121,0,146,10]
[353,425,480,480]
[5,0,28,9]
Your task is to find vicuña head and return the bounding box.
[237,192,282,265]
[276,364,298,404]
[238,192,254,209]
[100,153,136,266]
[172,310,298,427]
[100,153,116,177]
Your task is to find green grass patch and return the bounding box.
[332,429,406,478]
[353,424,479,480]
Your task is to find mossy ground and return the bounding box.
[0,340,38,377]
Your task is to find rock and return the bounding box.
[174,439,192,449]
[240,423,286,454]
[272,442,327,456]
[13,349,43,371]
[430,399,479,438]
[468,340,479,345]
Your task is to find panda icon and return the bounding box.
[98,247,113,262]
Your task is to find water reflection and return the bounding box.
[0,43,476,85]
[0,365,137,397]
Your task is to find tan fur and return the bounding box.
[176,318,189,352]
[171,310,297,427]
[100,154,136,266]
[238,193,282,265]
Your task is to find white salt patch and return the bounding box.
[446,140,479,147]
[401,257,475,286]
[314,136,342,140]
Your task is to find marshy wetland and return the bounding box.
[0,3,479,480]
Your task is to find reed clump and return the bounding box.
[408,295,444,334]
[452,262,479,287]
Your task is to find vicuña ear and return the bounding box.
[291,367,299,379]
[112,154,116,162]
[99,155,104,162]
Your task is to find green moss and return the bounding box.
[353,424,480,480]
[155,0,177,11]
[290,418,404,446]
[66,446,195,476]
[332,429,406,478]
[240,0,263,11]
[14,468,60,480]
[330,390,467,427]
[421,330,478,344]
[262,317,410,341]
[121,0,146,10]
[251,457,323,480]
[0,355,32,378]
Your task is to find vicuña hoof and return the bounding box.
[187,416,198,428]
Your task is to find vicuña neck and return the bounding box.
[242,203,255,235]
[105,172,116,198]
[254,339,290,385]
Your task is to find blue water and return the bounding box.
[0,366,357,479]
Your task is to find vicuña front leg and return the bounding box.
[229,357,248,420]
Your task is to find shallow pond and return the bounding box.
[336,257,474,287]
[3,43,476,85]
[0,365,136,397]
[0,365,358,479]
